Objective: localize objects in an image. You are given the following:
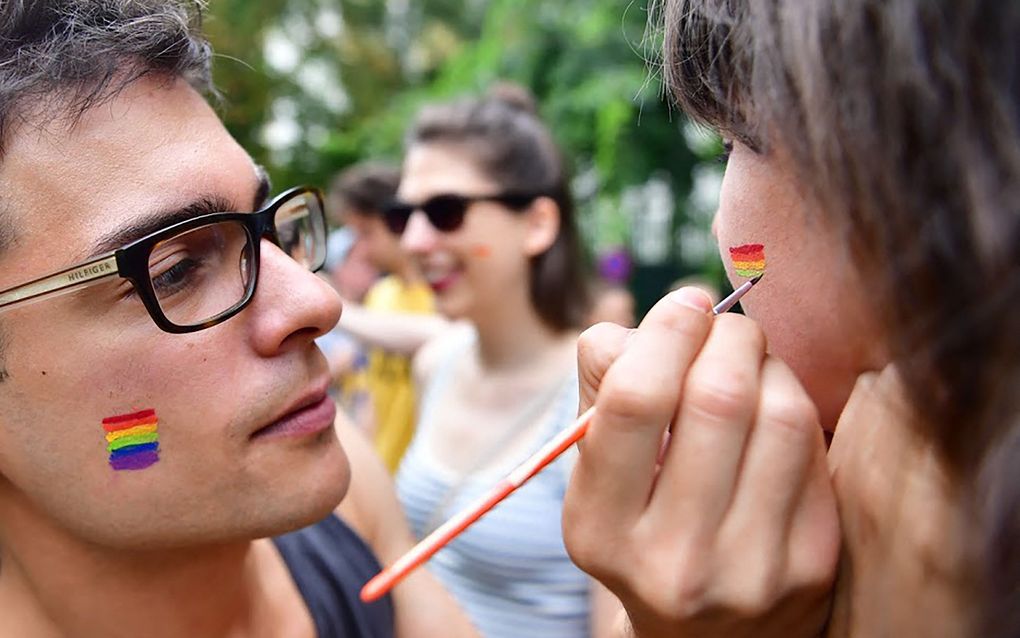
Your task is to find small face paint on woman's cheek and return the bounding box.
[471,244,492,258]
[103,409,160,471]
[728,243,766,278]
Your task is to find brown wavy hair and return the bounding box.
[656,0,1020,632]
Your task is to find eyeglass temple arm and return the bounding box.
[0,254,120,313]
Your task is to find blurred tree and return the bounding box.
[204,0,727,314]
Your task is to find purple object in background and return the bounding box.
[597,248,632,284]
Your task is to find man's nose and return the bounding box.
[245,238,342,356]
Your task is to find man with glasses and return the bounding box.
[0,2,474,636]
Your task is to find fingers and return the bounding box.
[566,288,714,549]
[576,321,631,413]
[719,359,831,582]
[727,358,823,537]
[566,292,841,636]
[649,313,767,534]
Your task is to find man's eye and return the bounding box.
[150,257,202,298]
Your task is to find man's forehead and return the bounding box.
[0,77,262,264]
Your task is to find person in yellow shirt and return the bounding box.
[328,163,436,472]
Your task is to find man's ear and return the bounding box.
[522,196,561,257]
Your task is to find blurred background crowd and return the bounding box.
[203,0,725,315]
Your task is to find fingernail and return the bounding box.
[668,287,713,313]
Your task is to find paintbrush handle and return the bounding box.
[360,406,596,603]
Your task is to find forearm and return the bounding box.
[339,302,450,355]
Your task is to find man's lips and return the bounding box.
[251,387,335,441]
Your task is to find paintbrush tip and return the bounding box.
[750,274,763,285]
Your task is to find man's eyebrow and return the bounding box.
[87,196,234,258]
[88,173,272,258]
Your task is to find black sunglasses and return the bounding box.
[382,192,543,235]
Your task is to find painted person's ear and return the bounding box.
[522,196,561,257]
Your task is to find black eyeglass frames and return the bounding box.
[0,186,327,334]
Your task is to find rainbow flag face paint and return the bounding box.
[103,409,160,471]
[729,244,766,278]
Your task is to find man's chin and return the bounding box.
[249,439,352,538]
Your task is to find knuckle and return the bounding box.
[788,552,838,593]
[577,322,625,358]
[671,573,713,617]
[562,495,626,582]
[667,311,712,344]
[714,313,767,352]
[629,538,714,621]
[759,393,820,441]
[734,574,784,617]
[685,370,757,423]
[598,374,675,426]
[563,516,626,586]
[562,523,598,572]
[716,556,785,617]
[649,300,712,344]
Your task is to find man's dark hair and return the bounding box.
[0,0,211,157]
[0,0,211,369]
[327,162,401,218]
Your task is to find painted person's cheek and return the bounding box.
[728,244,766,279]
[102,408,160,471]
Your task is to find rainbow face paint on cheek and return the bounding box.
[103,409,160,471]
[729,243,766,278]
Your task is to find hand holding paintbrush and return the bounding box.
[361,275,765,603]
[559,278,839,637]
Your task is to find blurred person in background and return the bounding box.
[325,226,381,303]
[316,227,375,431]
[386,84,620,638]
[586,281,637,328]
[327,163,435,471]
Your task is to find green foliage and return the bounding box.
[204,0,725,312]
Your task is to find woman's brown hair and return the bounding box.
[406,84,590,332]
[656,0,1020,631]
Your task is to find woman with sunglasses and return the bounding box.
[382,85,619,638]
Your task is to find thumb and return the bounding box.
[576,322,632,413]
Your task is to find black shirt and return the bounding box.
[273,514,395,638]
